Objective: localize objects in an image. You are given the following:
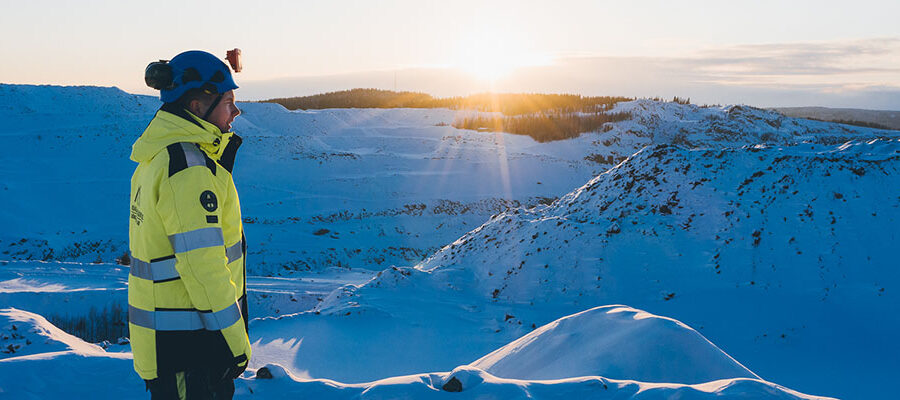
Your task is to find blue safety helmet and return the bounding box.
[149,50,238,103]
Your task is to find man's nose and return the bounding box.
[233,106,241,117]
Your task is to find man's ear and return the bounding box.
[188,99,205,117]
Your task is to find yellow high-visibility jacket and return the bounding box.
[128,104,250,380]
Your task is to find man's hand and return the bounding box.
[222,354,248,380]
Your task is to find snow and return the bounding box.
[0,306,832,400]
[471,305,759,383]
[2,83,898,398]
[237,364,832,400]
[298,139,897,398]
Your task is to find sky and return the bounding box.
[2,0,899,109]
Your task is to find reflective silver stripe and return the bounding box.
[181,142,207,168]
[130,257,178,281]
[128,305,156,329]
[129,306,204,331]
[225,239,243,263]
[130,258,153,280]
[198,302,242,330]
[169,227,224,253]
[129,304,240,331]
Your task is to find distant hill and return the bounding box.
[265,89,635,142]
[264,88,632,116]
[774,106,900,130]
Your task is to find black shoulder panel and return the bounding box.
[167,143,188,177]
[218,134,243,174]
[167,143,216,177]
[205,155,217,175]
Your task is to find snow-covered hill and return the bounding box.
[415,140,897,304]
[1,84,896,276]
[307,140,899,398]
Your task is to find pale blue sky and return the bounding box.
[2,0,899,108]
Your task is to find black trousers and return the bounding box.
[146,368,235,400]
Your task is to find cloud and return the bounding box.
[688,38,900,84]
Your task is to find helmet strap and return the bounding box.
[202,93,224,123]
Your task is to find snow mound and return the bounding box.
[0,84,158,133]
[0,307,105,359]
[471,305,758,384]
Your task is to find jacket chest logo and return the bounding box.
[200,190,218,212]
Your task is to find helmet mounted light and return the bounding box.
[226,49,242,73]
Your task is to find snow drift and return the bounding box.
[470,305,758,383]
[0,306,832,399]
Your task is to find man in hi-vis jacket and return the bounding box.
[128,49,249,399]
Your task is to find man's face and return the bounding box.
[207,90,240,132]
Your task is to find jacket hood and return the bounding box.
[131,107,224,163]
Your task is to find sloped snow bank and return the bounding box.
[0,307,106,359]
[471,305,758,383]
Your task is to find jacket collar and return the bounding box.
[131,104,242,173]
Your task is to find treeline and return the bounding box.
[47,303,128,343]
[267,89,437,110]
[265,89,633,116]
[453,111,632,142]
[441,93,633,115]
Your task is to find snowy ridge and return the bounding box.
[608,99,896,147]
[414,140,898,303]
[0,84,156,133]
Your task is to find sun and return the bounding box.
[452,28,553,82]
[457,51,551,82]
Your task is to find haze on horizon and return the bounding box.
[2,0,899,109]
